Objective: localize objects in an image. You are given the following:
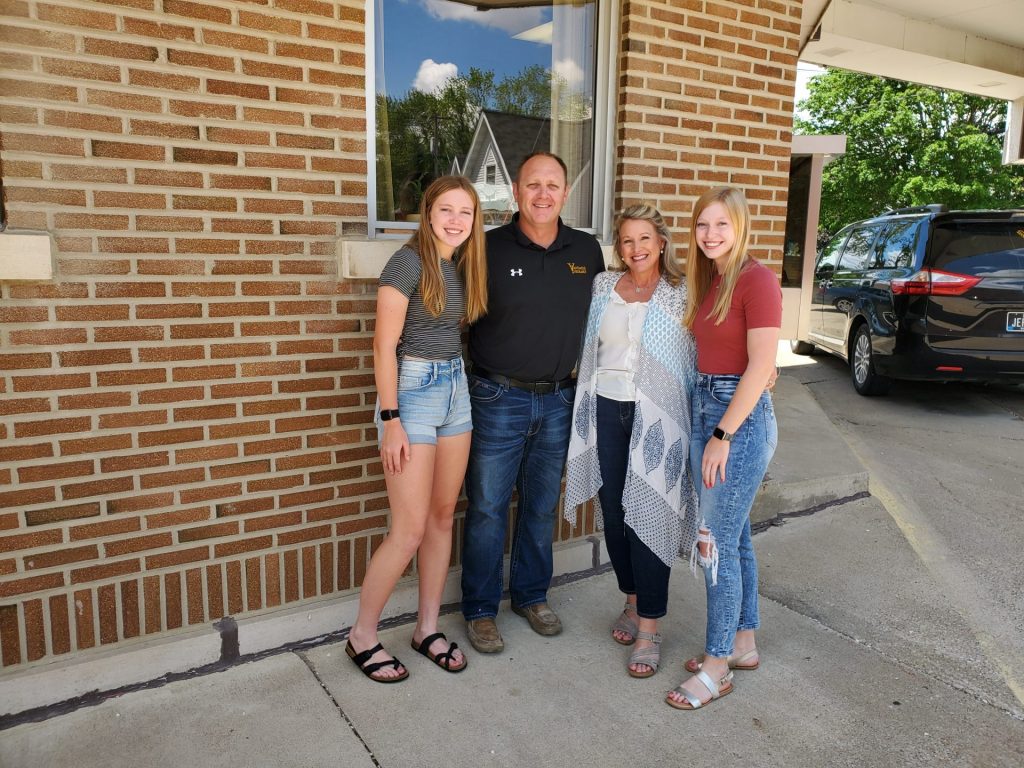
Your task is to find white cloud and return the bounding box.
[553,58,585,85]
[413,58,458,94]
[420,0,545,35]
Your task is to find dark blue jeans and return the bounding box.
[460,374,574,620]
[596,396,671,618]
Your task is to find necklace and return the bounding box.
[629,273,658,293]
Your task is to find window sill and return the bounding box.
[338,238,615,280]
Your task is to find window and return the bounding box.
[838,225,883,272]
[877,219,920,269]
[816,227,850,276]
[369,0,613,235]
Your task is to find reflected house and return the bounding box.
[452,109,593,228]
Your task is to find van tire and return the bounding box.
[850,325,892,396]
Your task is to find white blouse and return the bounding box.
[595,291,649,402]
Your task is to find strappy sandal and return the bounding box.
[684,647,759,674]
[611,602,638,645]
[627,630,662,678]
[345,640,409,683]
[665,669,734,710]
[410,631,467,673]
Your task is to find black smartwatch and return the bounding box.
[380,409,400,421]
[712,426,734,442]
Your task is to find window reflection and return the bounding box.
[374,0,597,228]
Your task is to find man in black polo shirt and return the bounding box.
[461,152,604,653]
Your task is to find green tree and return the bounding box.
[796,69,1024,235]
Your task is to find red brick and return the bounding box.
[97,410,168,428]
[145,546,208,569]
[242,107,304,126]
[130,120,200,140]
[0,529,64,554]
[92,140,165,161]
[137,345,204,363]
[169,99,237,119]
[276,87,333,106]
[138,426,204,447]
[41,57,120,82]
[13,373,90,392]
[207,79,270,100]
[107,493,174,516]
[63,476,135,500]
[135,302,202,319]
[59,434,136,456]
[214,536,271,558]
[178,521,239,542]
[137,386,203,404]
[202,29,268,53]
[179,483,243,504]
[95,368,166,386]
[96,238,170,255]
[0,572,64,598]
[173,403,236,421]
[104,533,173,557]
[70,516,142,541]
[173,194,237,211]
[0,604,21,666]
[24,544,99,570]
[212,259,274,275]
[0,352,52,370]
[9,328,88,346]
[143,575,161,634]
[99,451,169,474]
[123,16,195,40]
[58,348,132,367]
[186,567,204,625]
[55,304,130,321]
[172,281,237,297]
[71,559,140,585]
[210,381,273,400]
[170,323,234,340]
[134,168,203,187]
[164,0,231,23]
[18,460,94,483]
[14,416,91,439]
[86,88,161,112]
[146,506,212,529]
[215,496,273,517]
[139,467,206,489]
[175,444,238,464]
[175,238,241,254]
[121,579,140,639]
[0,397,51,416]
[84,36,158,61]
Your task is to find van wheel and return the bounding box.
[850,325,892,396]
[790,340,816,355]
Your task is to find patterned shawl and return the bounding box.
[564,271,699,566]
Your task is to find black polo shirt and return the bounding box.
[469,215,604,382]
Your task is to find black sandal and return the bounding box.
[345,640,409,683]
[410,632,467,673]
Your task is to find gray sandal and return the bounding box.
[627,630,662,678]
[611,602,638,645]
[666,669,734,710]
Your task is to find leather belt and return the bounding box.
[472,367,575,395]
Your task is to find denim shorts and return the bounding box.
[374,357,472,446]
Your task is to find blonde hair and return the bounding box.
[612,203,682,286]
[683,186,752,327]
[408,175,488,323]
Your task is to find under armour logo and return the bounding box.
[510,268,523,276]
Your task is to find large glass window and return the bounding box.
[372,0,599,230]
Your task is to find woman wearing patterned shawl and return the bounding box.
[564,204,699,678]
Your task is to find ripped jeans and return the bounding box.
[690,374,777,659]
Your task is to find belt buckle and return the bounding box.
[534,381,555,394]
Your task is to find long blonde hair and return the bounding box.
[409,175,488,323]
[612,203,682,287]
[683,186,752,327]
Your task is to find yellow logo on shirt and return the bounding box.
[567,263,588,275]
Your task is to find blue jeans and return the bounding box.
[460,374,574,619]
[690,374,777,658]
[596,396,670,618]
[373,357,471,446]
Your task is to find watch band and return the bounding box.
[712,426,734,442]
[379,409,400,421]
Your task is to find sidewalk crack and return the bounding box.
[295,650,384,768]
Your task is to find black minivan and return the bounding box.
[792,205,1024,395]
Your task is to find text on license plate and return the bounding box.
[1009,311,1024,332]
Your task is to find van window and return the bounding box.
[838,225,884,272]
[930,222,1024,276]
[816,227,849,276]
[878,219,920,269]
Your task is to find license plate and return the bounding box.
[1009,311,1024,332]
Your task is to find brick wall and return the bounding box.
[0,0,801,676]
[616,0,800,264]
[0,0,388,670]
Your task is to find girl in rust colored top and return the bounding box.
[667,186,782,711]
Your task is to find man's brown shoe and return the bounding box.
[466,617,504,653]
[512,602,563,636]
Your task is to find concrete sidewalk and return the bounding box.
[3,560,1022,768]
[0,366,891,765]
